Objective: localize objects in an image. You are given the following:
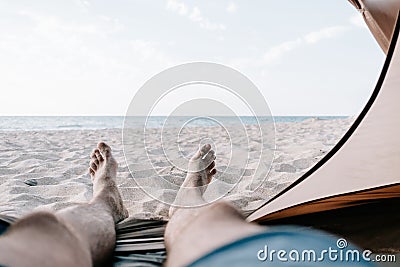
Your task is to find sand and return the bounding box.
[0,118,354,220]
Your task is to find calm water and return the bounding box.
[0,116,347,131]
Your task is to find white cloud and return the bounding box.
[18,10,104,37]
[0,7,175,115]
[227,2,237,14]
[129,40,172,65]
[304,26,348,44]
[262,15,367,64]
[74,0,91,12]
[263,38,302,63]
[16,9,126,44]
[166,0,225,31]
[350,14,368,29]
[166,0,188,15]
[189,6,202,22]
[263,26,349,64]
[12,10,172,68]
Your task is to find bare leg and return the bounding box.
[0,142,128,267]
[165,144,265,267]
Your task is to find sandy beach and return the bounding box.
[0,118,353,220]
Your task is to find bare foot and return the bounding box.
[89,142,128,223]
[182,144,216,192]
[169,144,216,216]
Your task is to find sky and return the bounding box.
[0,0,385,116]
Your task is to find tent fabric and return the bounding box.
[247,8,400,252]
[252,184,399,222]
[259,196,400,253]
[248,10,400,222]
[348,0,400,54]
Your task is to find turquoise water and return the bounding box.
[0,116,347,131]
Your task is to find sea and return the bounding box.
[0,116,348,131]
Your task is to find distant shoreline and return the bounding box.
[0,116,349,132]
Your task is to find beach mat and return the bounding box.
[0,214,18,235]
[113,218,167,267]
[0,215,167,267]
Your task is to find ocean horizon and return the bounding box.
[0,116,349,131]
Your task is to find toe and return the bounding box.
[94,149,103,162]
[207,161,215,170]
[203,149,216,162]
[89,167,95,176]
[192,144,211,160]
[90,149,97,159]
[90,154,99,167]
[209,168,217,176]
[207,168,216,184]
[200,144,211,156]
[98,142,111,158]
[90,162,97,171]
[93,159,99,167]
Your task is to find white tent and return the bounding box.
[248,0,400,253]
